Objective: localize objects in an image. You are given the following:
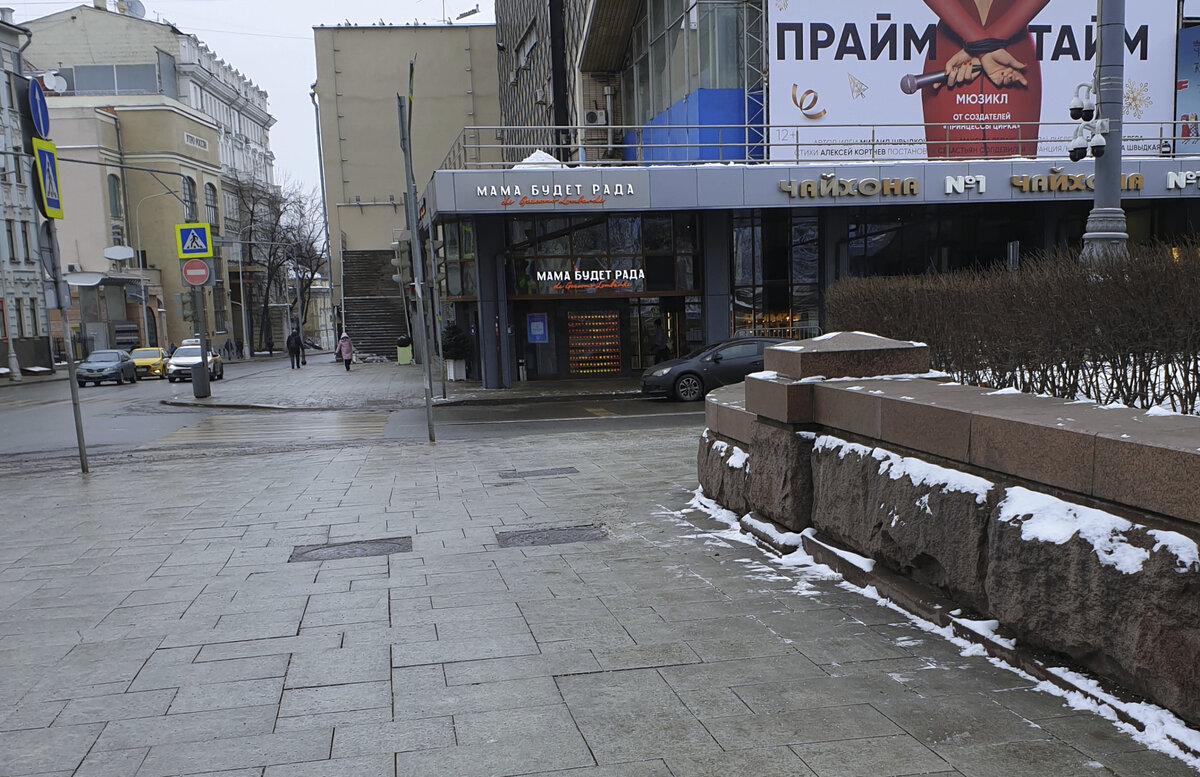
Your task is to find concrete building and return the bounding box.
[312,22,499,358]
[21,0,275,353]
[0,11,50,380]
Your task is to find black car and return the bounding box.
[76,349,138,386]
[641,337,787,401]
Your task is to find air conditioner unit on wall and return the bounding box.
[583,109,607,127]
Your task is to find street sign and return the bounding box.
[30,138,62,219]
[182,258,211,286]
[27,78,50,140]
[175,222,213,259]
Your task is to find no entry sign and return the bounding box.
[182,258,211,286]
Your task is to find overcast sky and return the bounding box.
[7,0,497,194]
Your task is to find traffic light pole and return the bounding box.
[398,92,435,443]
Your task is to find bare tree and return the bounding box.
[226,175,327,350]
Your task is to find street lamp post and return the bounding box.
[135,189,178,346]
[1081,0,1128,262]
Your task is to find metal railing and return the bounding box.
[439,121,1199,171]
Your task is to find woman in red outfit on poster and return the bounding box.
[921,0,1051,158]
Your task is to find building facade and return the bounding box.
[312,22,500,358]
[21,0,275,353]
[409,0,1200,389]
[0,11,50,379]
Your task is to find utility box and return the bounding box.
[191,362,210,398]
[396,335,412,365]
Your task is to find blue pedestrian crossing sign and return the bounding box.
[30,138,62,219]
[175,223,213,259]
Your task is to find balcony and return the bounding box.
[440,120,1195,170]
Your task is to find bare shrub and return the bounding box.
[825,241,1200,413]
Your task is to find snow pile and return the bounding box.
[998,488,1200,574]
[514,150,566,169]
[815,435,994,505]
[710,439,750,471]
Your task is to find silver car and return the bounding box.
[166,345,224,382]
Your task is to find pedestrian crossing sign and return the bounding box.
[175,222,213,259]
[30,138,62,219]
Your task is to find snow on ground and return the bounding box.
[667,486,1200,771]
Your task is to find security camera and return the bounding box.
[1069,96,1083,121]
[1089,132,1106,158]
[1068,135,1088,162]
[1081,100,1095,122]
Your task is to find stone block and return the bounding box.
[970,413,1095,495]
[810,436,994,610]
[745,374,814,424]
[764,332,929,380]
[704,384,753,445]
[1094,424,1200,526]
[813,384,882,438]
[879,394,972,463]
[697,432,752,516]
[748,421,815,531]
[985,493,1200,725]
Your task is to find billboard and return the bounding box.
[1176,26,1200,155]
[768,2,1178,161]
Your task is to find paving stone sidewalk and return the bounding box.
[1,425,1196,776]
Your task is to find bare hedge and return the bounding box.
[824,242,1200,413]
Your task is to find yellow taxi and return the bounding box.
[130,347,170,379]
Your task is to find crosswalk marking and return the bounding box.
[585,407,617,417]
[155,411,387,446]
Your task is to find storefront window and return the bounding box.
[572,217,606,254]
[731,211,821,337]
[644,215,672,253]
[609,216,641,253]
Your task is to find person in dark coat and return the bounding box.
[286,328,305,369]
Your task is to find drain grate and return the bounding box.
[288,536,412,563]
[497,467,579,480]
[496,525,606,548]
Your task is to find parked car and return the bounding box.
[166,345,224,382]
[76,349,137,386]
[130,347,169,379]
[640,337,787,401]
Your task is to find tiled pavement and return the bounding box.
[1,369,1198,776]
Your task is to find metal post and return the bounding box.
[48,220,88,472]
[135,190,175,345]
[398,92,436,443]
[1082,0,1128,262]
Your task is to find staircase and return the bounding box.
[342,250,410,359]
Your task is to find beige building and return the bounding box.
[47,97,225,351]
[22,0,275,353]
[312,22,499,357]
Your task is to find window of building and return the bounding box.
[205,183,219,231]
[107,174,123,219]
[182,177,197,222]
[730,211,820,338]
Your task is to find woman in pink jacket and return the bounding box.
[336,332,354,371]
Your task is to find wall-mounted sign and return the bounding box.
[476,182,637,207]
[527,313,549,344]
[184,132,209,151]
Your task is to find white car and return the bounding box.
[166,345,224,382]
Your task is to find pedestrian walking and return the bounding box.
[236,339,244,360]
[336,332,354,371]
[286,328,305,369]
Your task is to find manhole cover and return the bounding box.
[288,536,412,563]
[497,467,579,480]
[496,525,606,548]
